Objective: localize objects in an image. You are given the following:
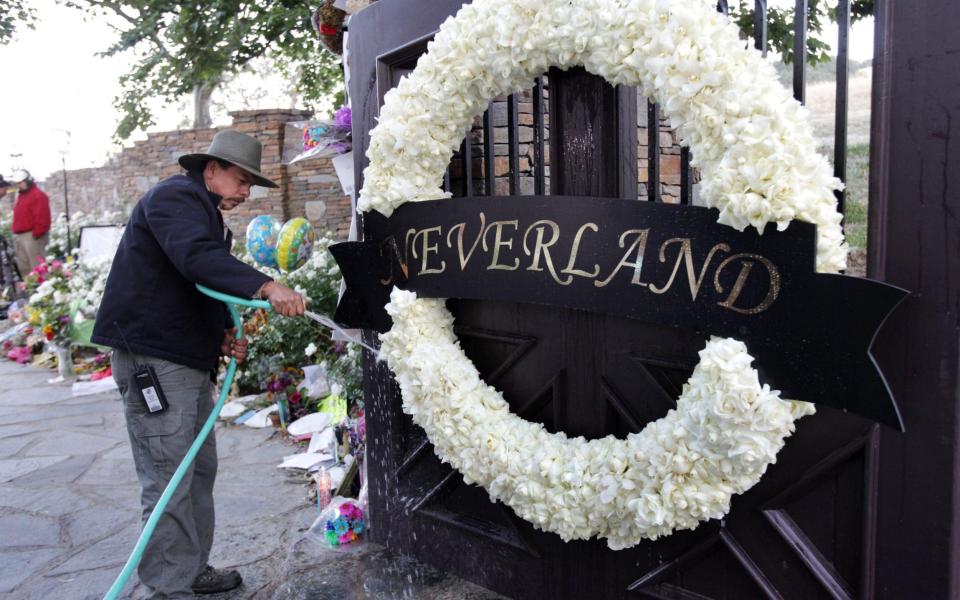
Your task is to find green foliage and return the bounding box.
[236,232,362,404]
[842,143,870,249]
[65,0,344,140]
[0,0,35,45]
[729,0,874,66]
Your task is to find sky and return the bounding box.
[0,0,306,181]
[1,0,876,181]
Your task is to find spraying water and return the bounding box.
[304,309,379,355]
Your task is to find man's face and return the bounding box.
[204,161,255,211]
[15,180,28,192]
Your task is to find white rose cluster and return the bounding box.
[359,0,847,273]
[361,0,833,548]
[68,256,112,323]
[381,289,814,549]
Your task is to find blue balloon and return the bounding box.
[245,215,281,270]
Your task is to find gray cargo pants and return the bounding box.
[112,349,217,599]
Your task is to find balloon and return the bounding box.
[245,215,281,270]
[276,217,315,272]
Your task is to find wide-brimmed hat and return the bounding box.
[178,130,278,188]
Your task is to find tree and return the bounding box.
[66,0,344,140]
[8,1,868,140]
[0,0,36,44]
[728,0,874,66]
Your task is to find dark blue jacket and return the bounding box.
[92,172,271,371]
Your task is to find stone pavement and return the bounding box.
[0,359,507,600]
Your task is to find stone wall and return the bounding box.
[40,109,353,240]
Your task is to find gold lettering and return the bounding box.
[404,228,418,267]
[560,223,600,281]
[410,226,446,275]
[483,220,520,271]
[713,253,781,314]
[594,229,651,288]
[446,212,487,270]
[649,239,729,299]
[522,220,569,284]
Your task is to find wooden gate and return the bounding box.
[347,1,960,598]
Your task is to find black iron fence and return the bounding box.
[444,0,855,232]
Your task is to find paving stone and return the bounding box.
[25,566,125,600]
[101,442,133,460]
[0,361,508,600]
[63,505,139,547]
[0,548,60,593]
[0,433,34,457]
[10,454,97,486]
[85,484,142,511]
[270,541,509,600]
[59,392,122,406]
[47,521,139,576]
[0,456,70,483]
[213,487,302,524]
[18,411,110,431]
[0,360,26,375]
[75,456,138,486]
[24,430,122,457]
[0,513,62,548]
[0,485,94,517]
[0,422,47,440]
[0,384,75,406]
[0,403,97,425]
[216,425,277,454]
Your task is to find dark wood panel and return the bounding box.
[348,0,905,598]
[868,0,960,597]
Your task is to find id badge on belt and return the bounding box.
[133,364,168,413]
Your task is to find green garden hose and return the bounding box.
[102,284,272,600]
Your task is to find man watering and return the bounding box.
[92,130,305,598]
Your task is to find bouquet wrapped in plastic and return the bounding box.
[284,106,352,165]
[321,498,364,546]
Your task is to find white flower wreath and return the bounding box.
[360,0,846,549]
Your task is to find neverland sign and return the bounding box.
[331,196,908,430]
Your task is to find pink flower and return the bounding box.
[7,346,32,364]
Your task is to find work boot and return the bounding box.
[191,565,243,594]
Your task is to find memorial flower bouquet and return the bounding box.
[237,232,362,402]
[322,500,365,546]
[24,257,74,346]
[68,256,112,325]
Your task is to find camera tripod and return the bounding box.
[0,234,24,308]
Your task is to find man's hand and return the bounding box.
[261,281,306,317]
[220,328,249,363]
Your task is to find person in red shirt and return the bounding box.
[9,169,51,276]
